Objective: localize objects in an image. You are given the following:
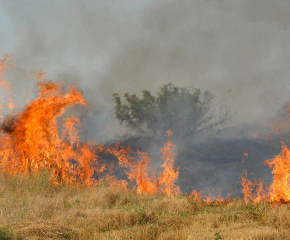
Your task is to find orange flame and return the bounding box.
[253,179,267,203]
[265,143,290,203]
[191,189,203,201]
[106,144,157,194]
[0,79,101,186]
[107,130,180,196]
[240,170,254,201]
[240,170,269,203]
[0,54,181,195]
[8,53,290,204]
[158,130,180,196]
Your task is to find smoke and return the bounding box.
[1,0,290,130]
[1,0,290,196]
[0,0,139,142]
[100,0,290,128]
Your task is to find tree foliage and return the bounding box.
[113,83,229,139]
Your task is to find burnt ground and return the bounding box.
[98,133,289,198]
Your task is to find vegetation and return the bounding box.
[113,83,230,139]
[0,226,22,240]
[1,171,290,239]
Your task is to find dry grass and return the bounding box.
[1,172,290,239]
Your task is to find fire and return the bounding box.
[107,130,180,196]
[265,143,290,203]
[240,170,254,201]
[107,144,157,194]
[158,130,180,196]
[0,77,99,186]
[0,54,103,186]
[191,189,203,201]
[0,54,180,195]
[239,146,290,204]
[254,179,267,203]
[4,53,290,203]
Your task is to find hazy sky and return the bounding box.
[1,0,290,138]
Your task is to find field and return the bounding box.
[0,172,289,240]
[1,56,290,240]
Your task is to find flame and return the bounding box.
[158,130,180,196]
[240,170,254,201]
[107,130,180,196]
[240,170,268,202]
[106,144,157,194]
[0,79,100,186]
[191,189,203,201]
[254,179,267,203]
[265,143,290,203]
[257,104,290,203]
[0,54,101,186]
[6,53,290,203]
[0,54,181,195]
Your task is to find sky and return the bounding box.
[1,0,290,142]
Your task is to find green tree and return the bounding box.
[113,83,229,139]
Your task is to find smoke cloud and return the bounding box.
[1,0,290,130]
[1,0,290,196]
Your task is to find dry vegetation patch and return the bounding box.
[1,172,290,239]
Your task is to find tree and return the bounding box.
[113,83,230,140]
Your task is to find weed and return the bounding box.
[214,232,222,240]
[0,227,23,240]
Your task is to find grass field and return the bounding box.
[0,171,290,240]
[2,54,290,239]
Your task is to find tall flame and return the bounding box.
[7,53,290,203]
[0,80,99,186]
[158,130,180,196]
[0,54,181,195]
[240,170,254,201]
[265,143,290,203]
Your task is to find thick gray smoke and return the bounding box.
[1,0,290,131]
[1,0,290,196]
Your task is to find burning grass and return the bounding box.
[2,54,290,238]
[0,54,180,196]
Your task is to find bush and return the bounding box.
[113,83,230,140]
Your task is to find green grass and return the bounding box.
[0,226,23,240]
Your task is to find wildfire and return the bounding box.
[265,143,290,203]
[0,69,98,186]
[107,130,180,195]
[240,170,254,201]
[3,54,290,203]
[0,54,180,196]
[158,130,180,196]
[239,103,290,204]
